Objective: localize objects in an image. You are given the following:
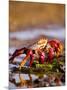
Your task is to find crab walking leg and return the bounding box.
[29,57,34,67]
[19,50,35,68]
[9,47,28,63]
[48,48,54,63]
[29,51,34,67]
[40,52,45,64]
[19,50,31,69]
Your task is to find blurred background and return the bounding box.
[9,1,65,89]
[9,1,65,32]
[9,1,65,51]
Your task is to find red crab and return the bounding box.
[9,38,63,69]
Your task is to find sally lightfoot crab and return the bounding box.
[9,38,64,69]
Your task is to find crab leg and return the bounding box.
[19,50,35,69]
[40,52,45,64]
[29,51,34,67]
[48,48,54,63]
[9,47,28,63]
[19,50,31,69]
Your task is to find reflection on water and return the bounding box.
[9,73,38,88]
[9,71,65,89]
